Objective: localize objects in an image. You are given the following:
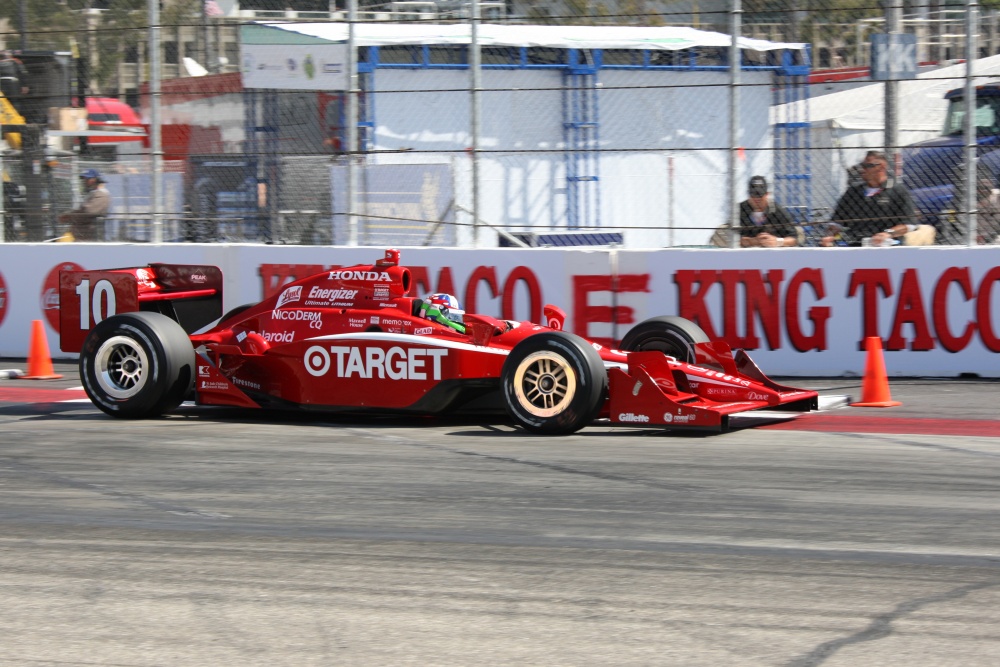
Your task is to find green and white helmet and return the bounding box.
[420,293,466,333]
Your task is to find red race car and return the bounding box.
[59,249,818,434]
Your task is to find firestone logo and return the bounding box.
[329,270,391,282]
[276,286,302,308]
[304,345,447,380]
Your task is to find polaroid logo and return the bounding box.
[276,286,302,308]
[618,412,650,423]
[304,345,447,380]
[262,331,294,343]
[328,270,391,282]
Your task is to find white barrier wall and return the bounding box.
[0,244,998,377]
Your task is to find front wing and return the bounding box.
[606,348,819,432]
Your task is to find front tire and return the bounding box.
[619,316,710,363]
[80,312,195,419]
[501,332,606,435]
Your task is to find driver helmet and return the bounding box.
[421,293,465,332]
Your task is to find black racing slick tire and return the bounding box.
[219,302,255,325]
[501,331,607,435]
[619,316,710,363]
[79,311,196,419]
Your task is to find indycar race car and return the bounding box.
[59,249,818,434]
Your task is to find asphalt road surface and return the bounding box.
[1,361,998,666]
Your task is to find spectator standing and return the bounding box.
[58,169,111,242]
[737,176,800,247]
[825,150,929,246]
[0,50,28,113]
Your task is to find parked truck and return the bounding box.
[902,83,1000,241]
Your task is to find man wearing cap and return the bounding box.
[737,176,799,248]
[58,170,111,242]
[0,50,28,113]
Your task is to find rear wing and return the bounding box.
[59,264,223,353]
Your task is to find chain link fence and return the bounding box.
[1,1,997,247]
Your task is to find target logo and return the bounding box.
[305,345,332,376]
[304,344,446,380]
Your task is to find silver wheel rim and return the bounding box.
[94,335,150,399]
[512,350,576,418]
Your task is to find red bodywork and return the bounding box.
[60,249,818,431]
[85,97,145,144]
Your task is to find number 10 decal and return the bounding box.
[75,279,117,329]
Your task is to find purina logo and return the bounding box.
[276,286,302,308]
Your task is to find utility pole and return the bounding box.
[884,0,901,162]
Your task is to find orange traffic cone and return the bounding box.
[20,319,64,380]
[850,336,901,407]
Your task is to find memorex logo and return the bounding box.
[618,412,650,423]
[276,286,302,308]
[328,270,391,282]
[304,345,447,380]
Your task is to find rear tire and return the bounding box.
[619,316,710,363]
[501,332,606,435]
[80,312,195,419]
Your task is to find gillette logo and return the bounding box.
[617,412,650,423]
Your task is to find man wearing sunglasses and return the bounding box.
[824,150,929,246]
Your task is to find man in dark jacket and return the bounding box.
[737,175,800,247]
[58,169,111,242]
[825,150,922,246]
[0,50,28,113]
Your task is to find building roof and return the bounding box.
[244,22,805,52]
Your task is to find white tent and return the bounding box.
[773,55,1000,211]
[240,22,807,247]
[250,21,805,51]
